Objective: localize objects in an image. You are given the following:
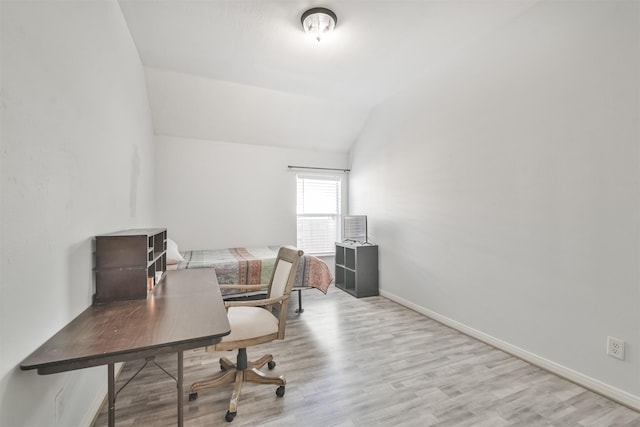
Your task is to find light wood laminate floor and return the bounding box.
[92,288,640,426]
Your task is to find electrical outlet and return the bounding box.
[607,336,625,361]
[55,388,64,425]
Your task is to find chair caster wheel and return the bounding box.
[276,385,285,397]
[268,360,276,370]
[225,410,236,422]
[188,392,198,401]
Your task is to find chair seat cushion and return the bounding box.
[222,306,279,342]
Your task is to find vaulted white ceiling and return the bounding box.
[119,0,537,152]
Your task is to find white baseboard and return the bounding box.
[379,289,640,412]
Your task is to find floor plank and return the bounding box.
[92,288,640,426]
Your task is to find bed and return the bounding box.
[169,245,333,313]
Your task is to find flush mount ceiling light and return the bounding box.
[301,7,337,42]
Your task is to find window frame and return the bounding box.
[295,173,346,256]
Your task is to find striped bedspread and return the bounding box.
[176,246,332,294]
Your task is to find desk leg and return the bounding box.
[178,351,184,427]
[108,363,115,427]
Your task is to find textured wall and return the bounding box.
[350,0,640,404]
[1,1,155,425]
[155,135,348,251]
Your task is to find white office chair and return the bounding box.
[188,246,303,422]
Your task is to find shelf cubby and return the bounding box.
[94,228,167,304]
[334,242,378,298]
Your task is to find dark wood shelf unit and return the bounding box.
[94,228,167,304]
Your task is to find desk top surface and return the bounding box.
[21,269,230,374]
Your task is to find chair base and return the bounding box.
[189,348,286,421]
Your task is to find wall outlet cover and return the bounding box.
[607,336,625,361]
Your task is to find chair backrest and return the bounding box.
[267,246,303,299]
[267,246,303,339]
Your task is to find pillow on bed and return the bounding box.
[166,238,185,265]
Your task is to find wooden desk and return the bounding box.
[20,269,230,427]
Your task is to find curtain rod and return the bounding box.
[288,165,351,172]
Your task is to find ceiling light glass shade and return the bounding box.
[301,8,337,42]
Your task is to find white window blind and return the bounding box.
[296,174,341,255]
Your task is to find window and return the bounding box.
[296,174,342,255]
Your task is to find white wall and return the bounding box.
[145,67,370,153]
[1,2,155,426]
[155,135,348,251]
[350,0,640,406]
